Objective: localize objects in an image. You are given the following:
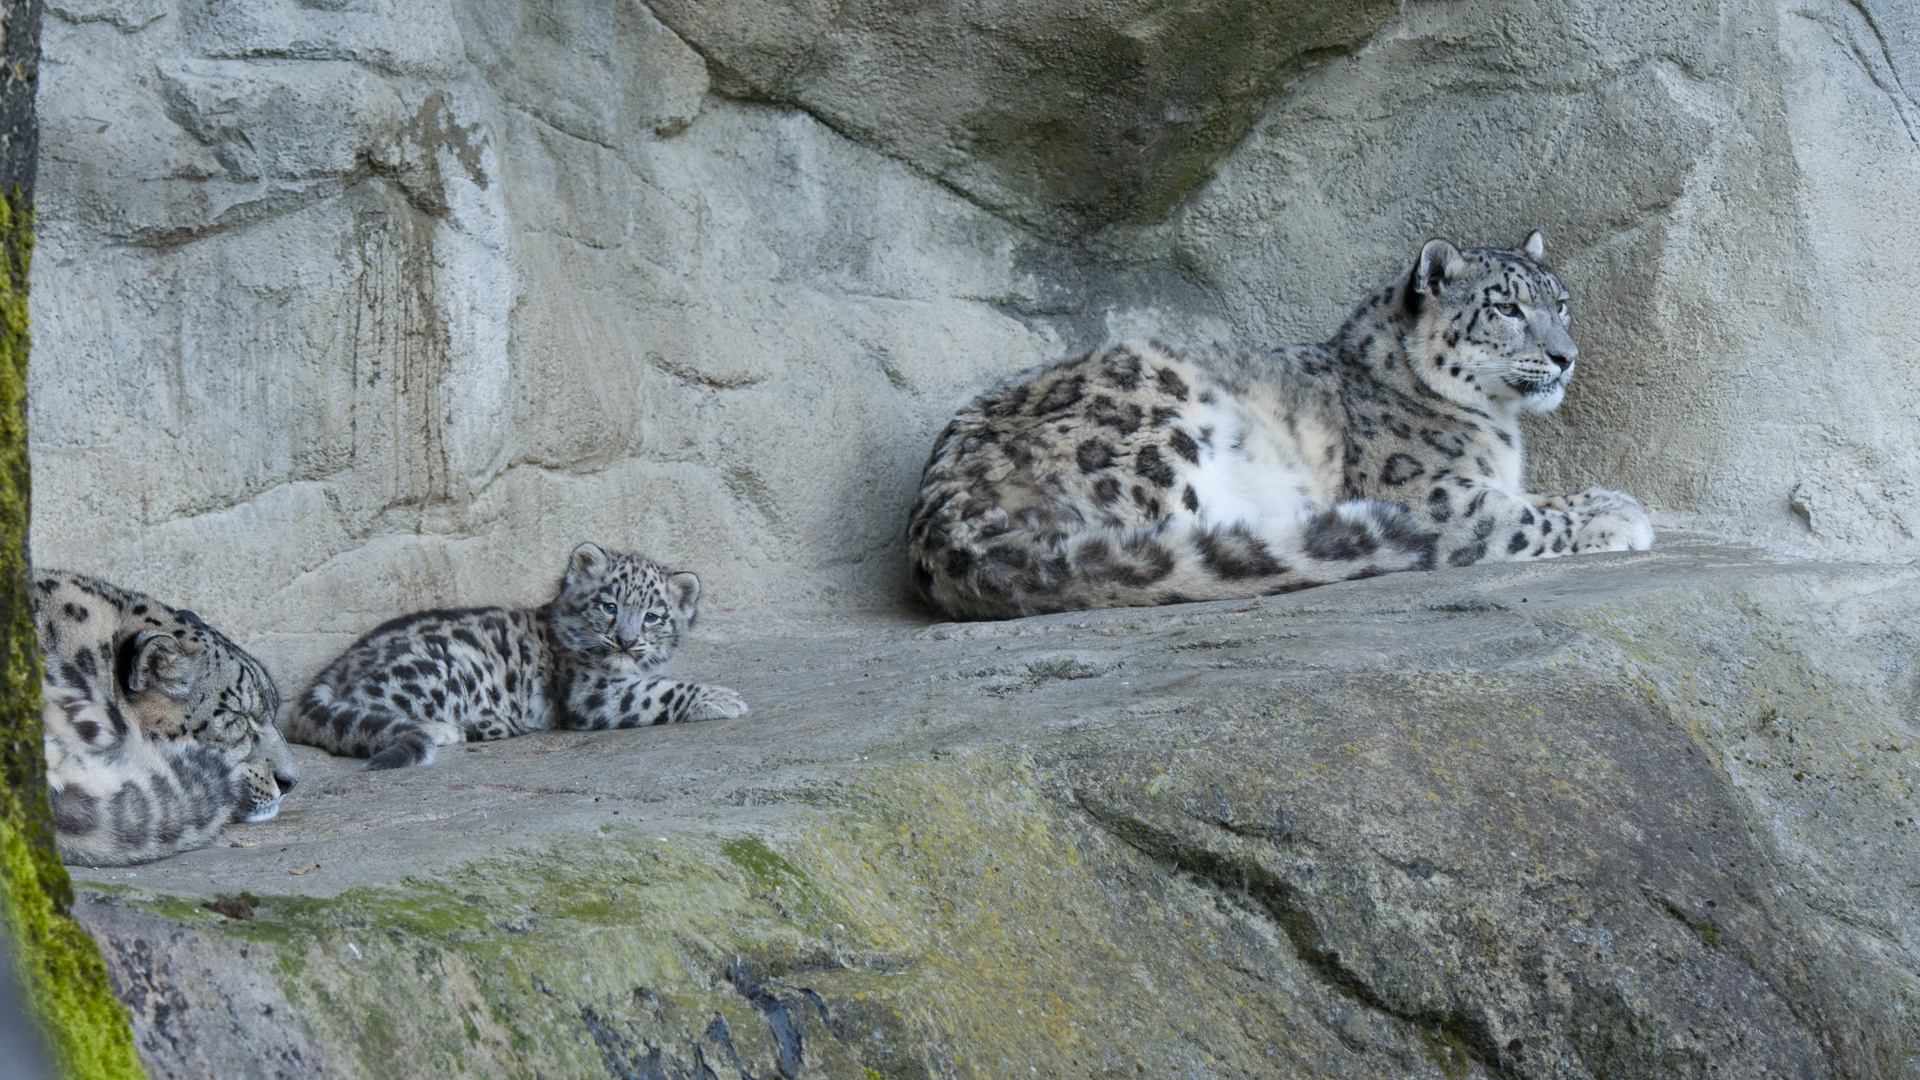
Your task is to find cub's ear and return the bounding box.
[665,572,701,624]
[124,630,201,699]
[1416,239,1466,293]
[1521,230,1545,260]
[567,542,610,585]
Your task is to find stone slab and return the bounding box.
[69,539,1920,1078]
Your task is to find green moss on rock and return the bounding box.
[0,185,145,1079]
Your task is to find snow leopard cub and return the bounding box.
[285,543,749,769]
[908,231,1653,619]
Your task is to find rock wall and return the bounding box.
[1169,0,1920,560]
[26,0,1920,688]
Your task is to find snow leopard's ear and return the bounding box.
[567,542,610,586]
[123,630,201,700]
[665,572,701,625]
[1520,230,1545,260]
[1416,239,1466,293]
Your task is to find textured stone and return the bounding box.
[643,0,1400,233]
[68,541,1920,1078]
[23,0,1920,701]
[1166,0,1920,563]
[22,5,1920,1072]
[29,0,1070,684]
[0,0,150,1073]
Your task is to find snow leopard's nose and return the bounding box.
[1548,348,1575,371]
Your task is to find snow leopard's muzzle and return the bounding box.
[1506,324,1577,409]
[1505,353,1573,413]
[1505,364,1571,397]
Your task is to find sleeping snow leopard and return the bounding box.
[285,543,749,770]
[36,571,297,866]
[907,231,1653,619]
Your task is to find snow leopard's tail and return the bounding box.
[910,497,1438,620]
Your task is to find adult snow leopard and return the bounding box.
[37,571,297,866]
[907,232,1652,619]
[285,543,749,770]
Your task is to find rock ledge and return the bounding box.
[74,538,1920,1079]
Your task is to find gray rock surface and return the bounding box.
[642,0,1401,233]
[1168,0,1920,564]
[23,0,1920,698]
[24,5,1920,1074]
[29,0,1071,679]
[69,541,1920,1078]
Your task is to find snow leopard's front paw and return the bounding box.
[1568,487,1654,552]
[688,685,750,722]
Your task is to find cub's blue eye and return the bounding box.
[599,601,618,615]
[642,612,664,625]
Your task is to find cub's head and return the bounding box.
[1403,230,1579,415]
[549,542,700,670]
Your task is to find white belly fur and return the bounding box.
[1181,397,1328,531]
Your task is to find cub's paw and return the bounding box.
[423,720,466,746]
[689,686,750,722]
[467,715,512,741]
[1570,489,1654,552]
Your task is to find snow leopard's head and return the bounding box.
[159,612,281,747]
[550,542,701,671]
[1402,230,1580,415]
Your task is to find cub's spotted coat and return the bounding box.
[37,571,297,866]
[908,232,1653,619]
[285,544,749,769]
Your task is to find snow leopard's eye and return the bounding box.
[1494,302,1521,318]
[599,601,618,615]
[642,611,665,626]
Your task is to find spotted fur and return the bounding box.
[908,232,1653,619]
[284,544,749,770]
[36,571,296,866]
